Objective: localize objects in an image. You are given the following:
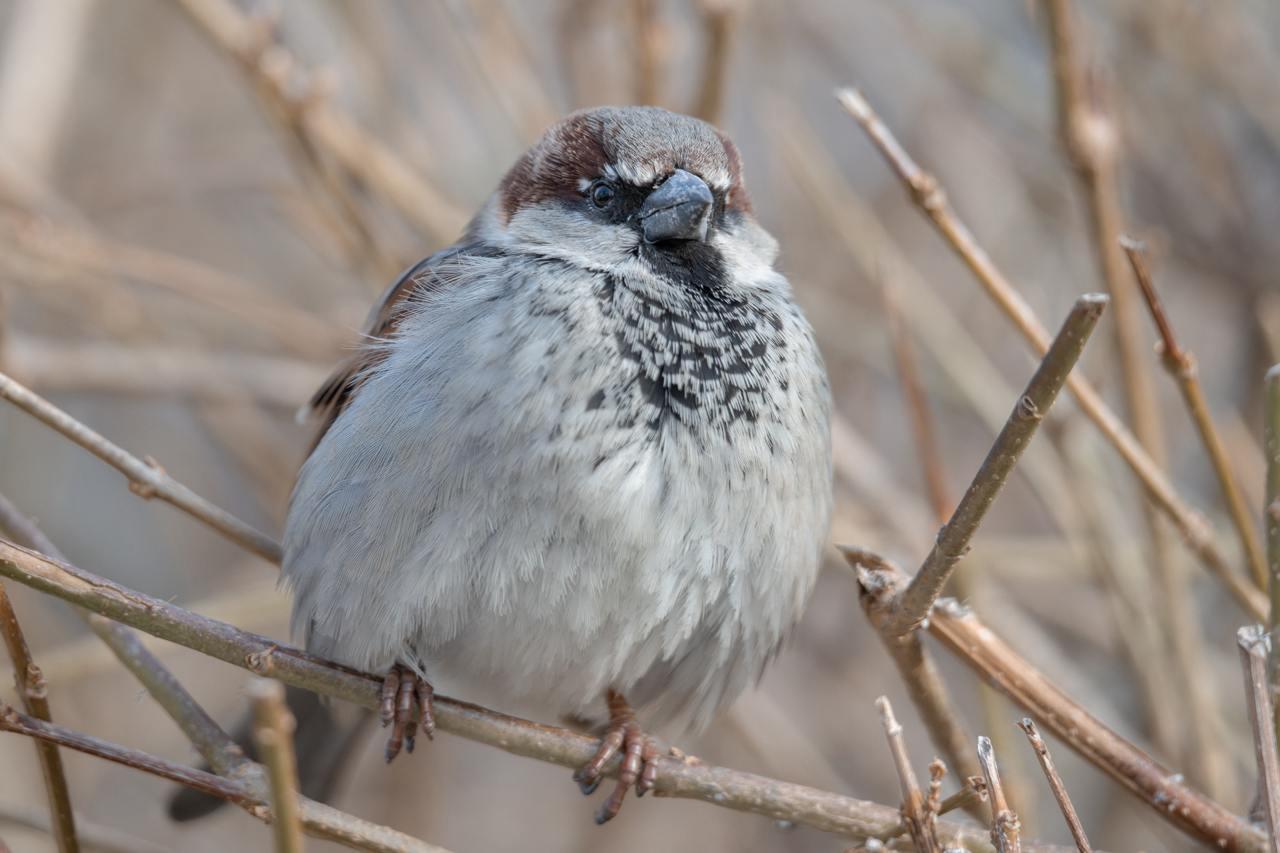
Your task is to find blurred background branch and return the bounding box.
[2,1,1279,851]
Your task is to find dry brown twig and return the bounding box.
[835,86,1267,621]
[174,0,466,246]
[1017,719,1092,853]
[0,209,346,362]
[857,565,981,788]
[1121,237,1268,589]
[1266,366,1280,750]
[5,336,328,409]
[1041,0,1233,800]
[0,371,281,564]
[875,696,942,853]
[1237,626,1280,853]
[885,294,1109,636]
[978,736,1022,853]
[849,550,1266,852]
[0,538,1077,853]
[0,584,77,852]
[250,680,305,853]
[0,495,451,853]
[0,704,447,853]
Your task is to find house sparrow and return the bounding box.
[176,106,832,825]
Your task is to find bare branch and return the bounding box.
[835,86,1266,621]
[1237,627,1280,853]
[845,550,1267,853]
[173,0,466,244]
[886,294,1108,636]
[0,705,448,853]
[850,548,980,784]
[1121,237,1267,589]
[0,491,248,778]
[882,279,951,522]
[0,705,259,813]
[0,587,77,852]
[876,696,942,853]
[978,736,1022,853]
[251,680,305,853]
[1018,719,1092,853]
[7,336,327,409]
[0,371,281,563]
[1266,366,1280,757]
[0,538,1011,851]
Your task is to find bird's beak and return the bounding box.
[637,169,713,243]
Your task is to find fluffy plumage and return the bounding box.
[284,105,832,734]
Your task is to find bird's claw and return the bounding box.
[573,691,660,824]
[379,664,436,762]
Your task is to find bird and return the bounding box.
[173,105,832,825]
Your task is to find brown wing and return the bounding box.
[304,246,482,448]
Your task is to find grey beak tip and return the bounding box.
[639,169,714,244]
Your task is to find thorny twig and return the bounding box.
[835,86,1267,621]
[1018,719,1092,853]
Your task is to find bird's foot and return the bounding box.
[379,663,435,762]
[572,690,660,824]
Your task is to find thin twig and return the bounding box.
[845,550,1267,853]
[0,587,77,852]
[173,0,465,245]
[979,736,1022,853]
[251,680,305,853]
[850,548,980,785]
[885,294,1109,636]
[876,696,942,853]
[0,705,447,853]
[1266,366,1280,751]
[1042,0,1232,799]
[1121,237,1268,589]
[882,278,951,522]
[0,539,1018,851]
[0,371,281,563]
[1237,626,1280,853]
[6,336,327,409]
[0,705,259,813]
[0,492,249,777]
[836,86,1267,621]
[1018,719,1092,853]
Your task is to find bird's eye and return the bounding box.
[589,180,616,208]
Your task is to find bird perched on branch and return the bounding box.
[174,105,831,825]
